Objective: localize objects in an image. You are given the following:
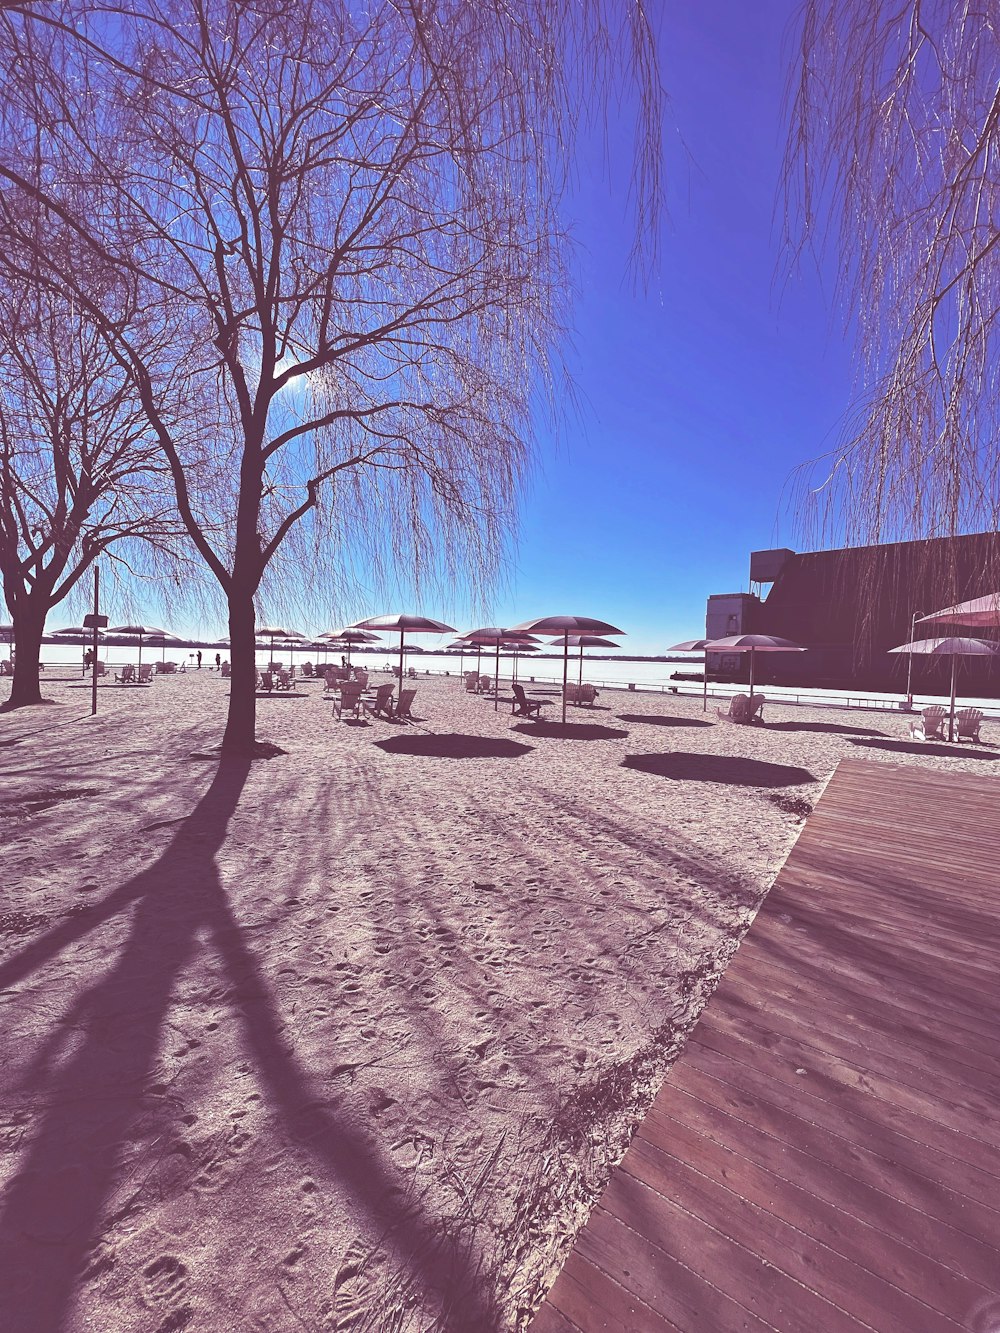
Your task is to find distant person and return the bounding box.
[215,652,221,670]
[196,649,202,669]
[83,648,92,676]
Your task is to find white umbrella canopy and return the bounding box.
[256,625,305,665]
[145,630,184,662]
[319,627,382,666]
[350,613,455,683]
[51,625,106,638]
[669,638,712,711]
[888,635,997,740]
[108,624,173,671]
[916,594,1000,628]
[703,633,805,698]
[550,633,621,689]
[510,615,625,723]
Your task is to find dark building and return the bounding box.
[705,532,1000,695]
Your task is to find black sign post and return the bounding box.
[84,579,108,715]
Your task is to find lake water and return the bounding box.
[30,643,1000,719]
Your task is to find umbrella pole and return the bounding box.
[562,635,568,724]
[949,654,957,742]
[579,645,583,688]
[494,641,500,711]
[749,646,755,697]
[138,634,142,675]
[399,629,404,686]
[703,649,708,712]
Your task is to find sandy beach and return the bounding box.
[1,669,995,1332]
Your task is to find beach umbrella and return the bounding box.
[107,624,172,673]
[504,639,540,682]
[670,638,711,711]
[917,593,1000,629]
[702,633,805,700]
[349,614,455,685]
[319,627,382,667]
[146,630,183,663]
[888,636,997,740]
[456,628,513,711]
[256,625,304,667]
[510,615,625,723]
[51,625,106,639]
[552,633,621,690]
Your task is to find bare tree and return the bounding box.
[784,1,1000,581]
[0,280,178,708]
[0,0,662,751]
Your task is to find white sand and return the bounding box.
[0,670,994,1331]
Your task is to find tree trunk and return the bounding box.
[7,601,46,708]
[222,584,257,751]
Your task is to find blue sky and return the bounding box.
[483,0,857,654]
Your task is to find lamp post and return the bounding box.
[905,610,918,707]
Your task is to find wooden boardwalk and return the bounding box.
[531,758,1000,1333]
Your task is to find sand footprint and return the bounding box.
[141,1254,193,1331]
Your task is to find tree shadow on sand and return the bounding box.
[623,752,817,787]
[617,714,714,729]
[850,737,997,760]
[0,756,497,1332]
[511,722,629,741]
[374,733,533,759]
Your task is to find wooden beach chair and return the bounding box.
[956,708,984,742]
[115,663,135,684]
[464,672,480,692]
[275,670,293,690]
[301,662,314,677]
[748,694,765,722]
[353,669,369,690]
[137,663,153,684]
[564,682,598,707]
[363,683,395,719]
[511,683,548,717]
[910,705,947,740]
[394,688,417,721]
[717,693,750,723]
[258,671,274,692]
[478,674,492,695]
[334,681,363,719]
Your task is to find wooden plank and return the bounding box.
[531,760,1000,1331]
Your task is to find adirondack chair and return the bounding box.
[748,694,765,722]
[137,663,153,684]
[717,693,750,722]
[258,671,274,692]
[94,661,106,676]
[564,682,598,707]
[464,672,480,692]
[115,663,135,684]
[956,707,984,742]
[275,670,293,690]
[353,669,369,690]
[394,688,417,721]
[220,662,231,677]
[511,682,548,717]
[910,705,946,740]
[301,662,314,677]
[335,681,363,719]
[478,674,492,695]
[362,683,395,719]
